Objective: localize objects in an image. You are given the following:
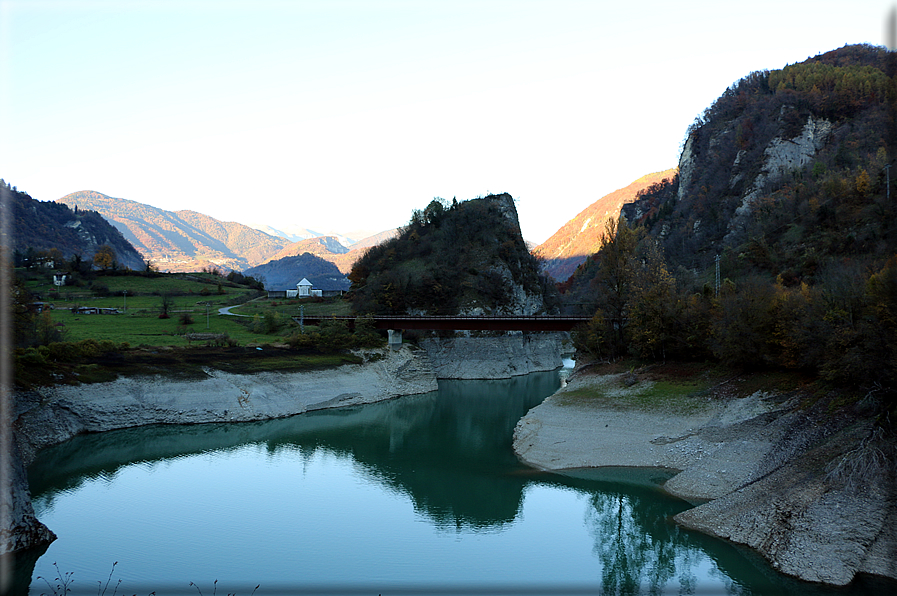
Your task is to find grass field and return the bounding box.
[51,307,277,346]
[32,272,362,347]
[228,297,353,318]
[16,271,385,386]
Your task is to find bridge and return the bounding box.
[292,315,591,348]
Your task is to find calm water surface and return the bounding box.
[25,371,881,595]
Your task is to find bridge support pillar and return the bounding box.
[388,329,403,350]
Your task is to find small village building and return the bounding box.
[269,278,331,299]
[297,278,314,297]
[71,306,121,315]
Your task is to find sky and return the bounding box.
[1,1,893,245]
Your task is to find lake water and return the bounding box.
[24,370,884,595]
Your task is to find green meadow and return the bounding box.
[26,271,348,348]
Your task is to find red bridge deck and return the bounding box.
[294,315,590,332]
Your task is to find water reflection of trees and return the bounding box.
[29,372,562,529]
[587,491,687,595]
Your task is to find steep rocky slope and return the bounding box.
[6,182,145,270]
[619,44,895,276]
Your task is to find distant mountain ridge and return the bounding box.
[270,236,349,261]
[243,253,350,292]
[534,169,677,282]
[260,231,400,275]
[58,191,293,273]
[56,190,401,275]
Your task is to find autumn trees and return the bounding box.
[92,244,117,270]
[570,213,897,396]
[573,217,687,361]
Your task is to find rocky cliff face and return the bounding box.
[724,115,832,242]
[1,441,56,555]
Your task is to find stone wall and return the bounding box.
[418,331,568,379]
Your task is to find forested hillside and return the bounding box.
[243,253,349,291]
[349,194,557,315]
[563,44,897,396]
[5,181,145,270]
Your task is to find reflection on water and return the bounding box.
[24,370,880,595]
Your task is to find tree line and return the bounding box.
[570,217,897,396]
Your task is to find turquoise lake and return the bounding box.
[24,370,886,595]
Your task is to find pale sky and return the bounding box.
[1,0,891,245]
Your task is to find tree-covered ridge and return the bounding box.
[562,43,897,401]
[5,180,145,270]
[349,194,555,315]
[243,252,349,291]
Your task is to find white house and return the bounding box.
[297,278,314,297]
[283,278,322,299]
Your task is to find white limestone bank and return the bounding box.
[3,346,436,555]
[512,371,897,587]
[14,346,436,465]
[419,331,568,379]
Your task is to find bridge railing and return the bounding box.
[290,314,591,332]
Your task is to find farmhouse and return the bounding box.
[71,306,121,315]
[268,278,324,299]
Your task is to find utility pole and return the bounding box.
[715,254,721,296]
[299,304,305,333]
[885,164,892,201]
[206,302,211,329]
[123,289,127,312]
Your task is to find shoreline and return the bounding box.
[512,367,897,587]
[13,345,437,466]
[6,334,567,557]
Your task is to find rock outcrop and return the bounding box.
[725,115,832,241]
[1,440,56,555]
